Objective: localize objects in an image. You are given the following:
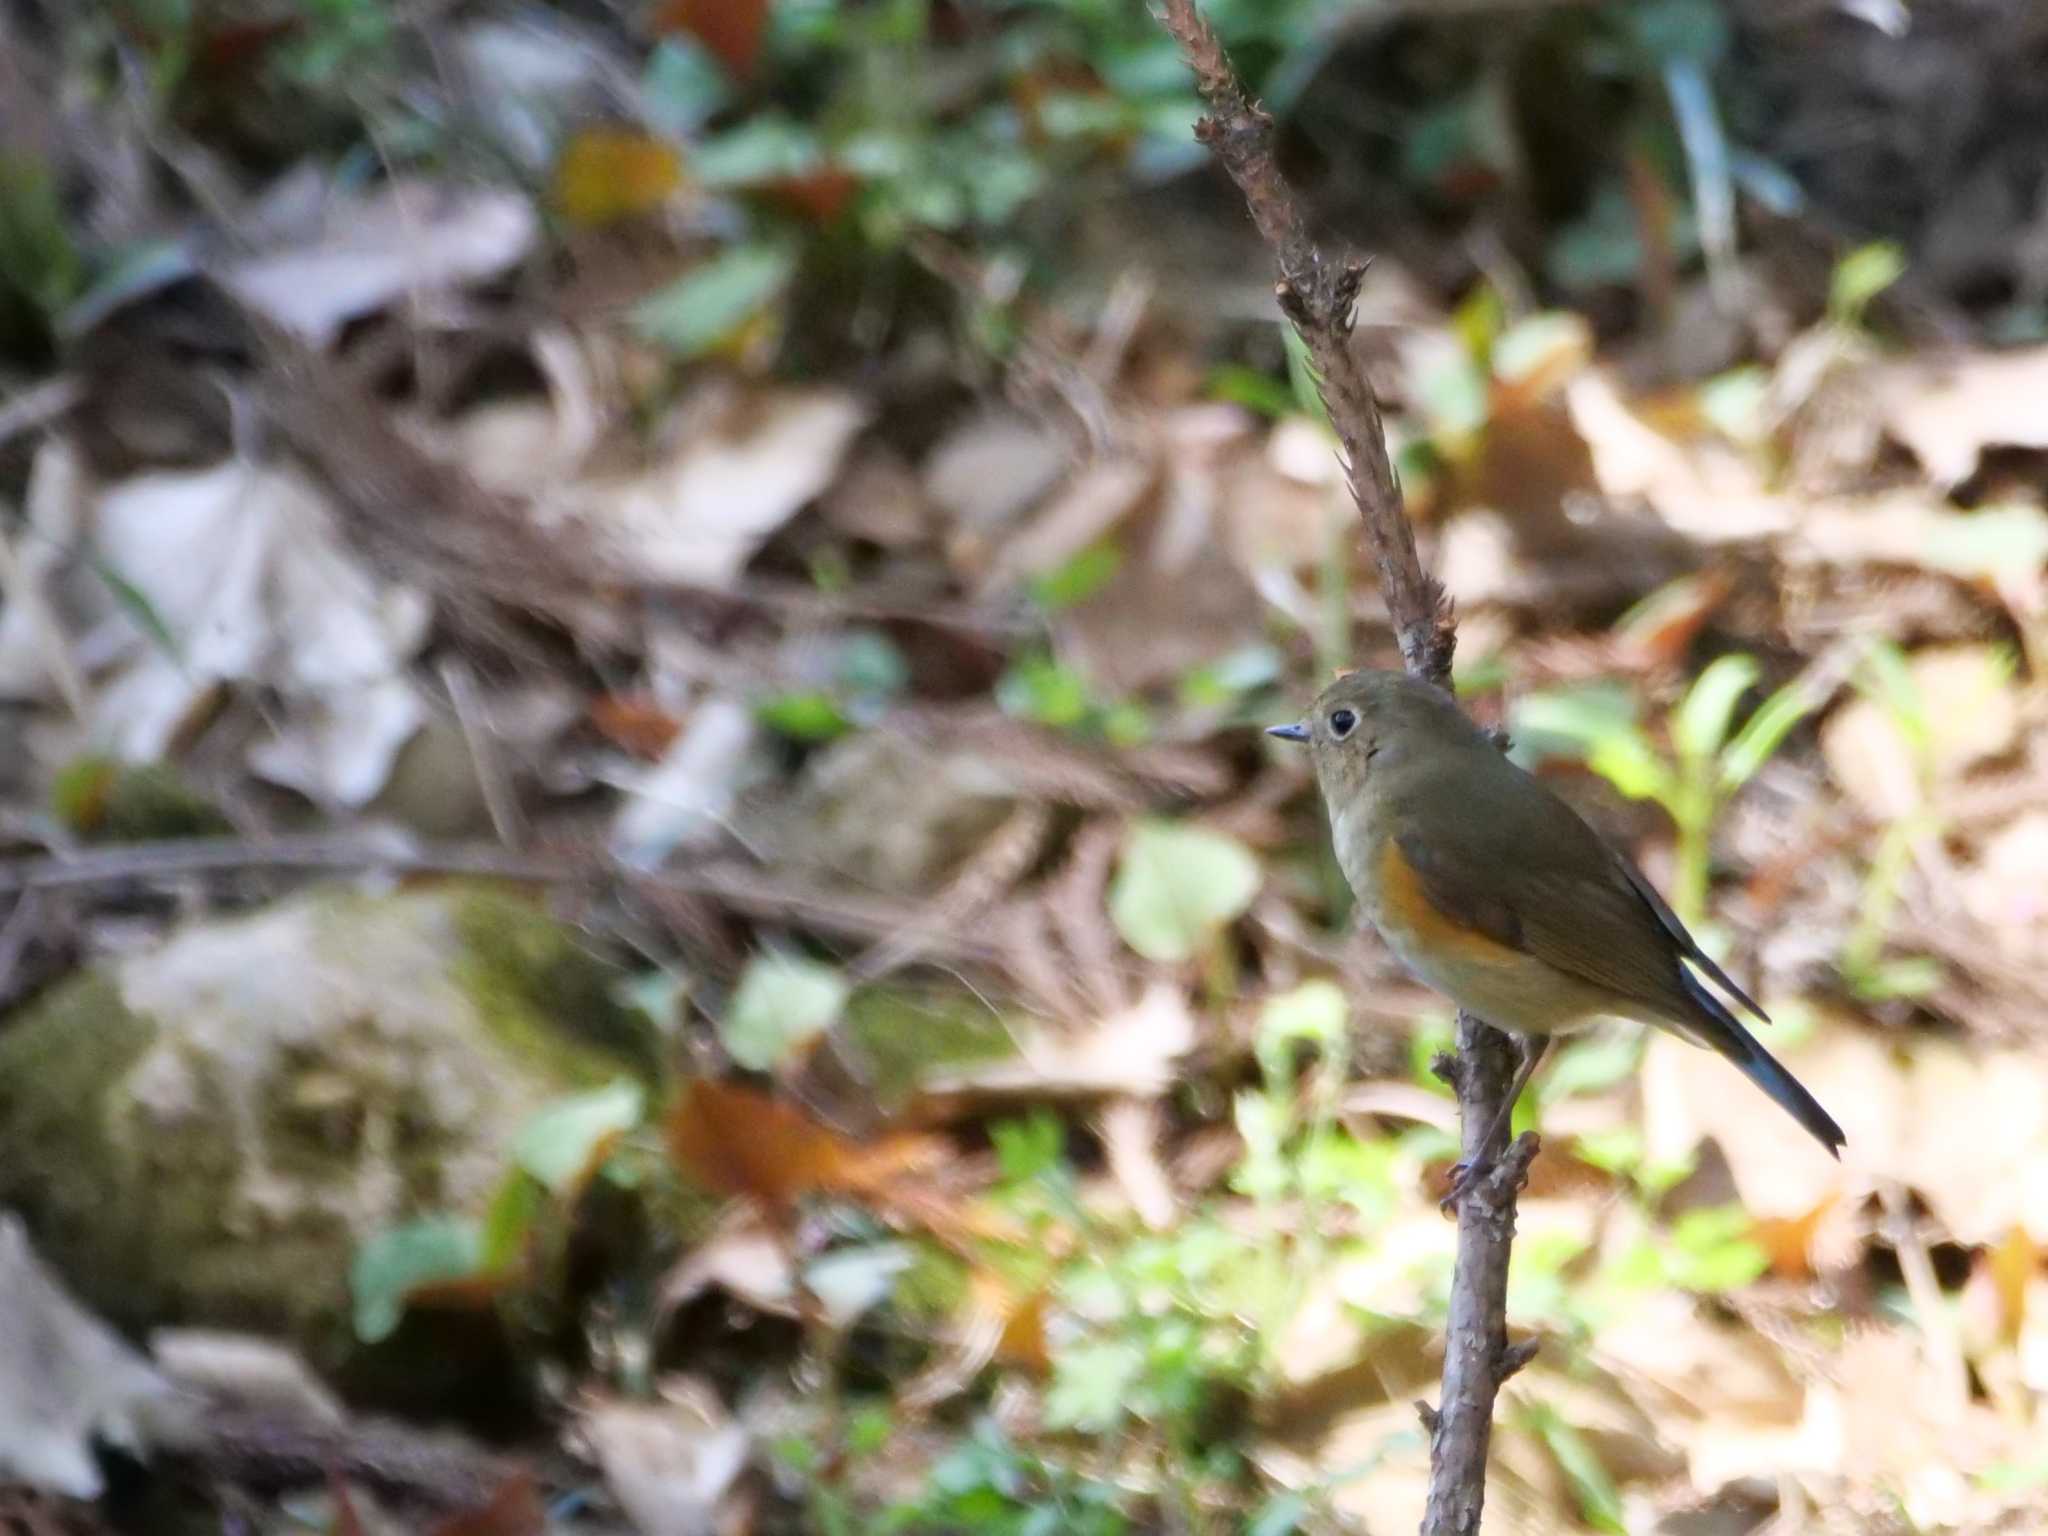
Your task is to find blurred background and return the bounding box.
[2,1,2046,1532]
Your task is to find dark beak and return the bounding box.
[1266,722,1310,743]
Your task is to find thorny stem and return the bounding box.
[1151,4,1532,1533]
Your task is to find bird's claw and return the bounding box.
[1439,1134,1537,1216]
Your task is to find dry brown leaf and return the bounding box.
[916,982,1197,1100]
[965,1269,1049,1371]
[223,181,537,349]
[576,1382,749,1536]
[1820,645,2017,819]
[665,1079,948,1210]
[0,1216,176,1497]
[426,1472,546,1536]
[652,0,769,79]
[1640,1016,1880,1222]
[569,384,868,586]
[976,453,1157,598]
[658,1212,798,1320]
[1876,347,2048,487]
[589,693,685,760]
[924,410,1069,563]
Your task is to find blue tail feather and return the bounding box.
[1679,971,1845,1157]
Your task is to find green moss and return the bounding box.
[447,884,656,1083]
[841,986,1017,1110]
[50,756,229,841]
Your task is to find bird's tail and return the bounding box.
[1679,970,1845,1157]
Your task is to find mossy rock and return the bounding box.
[0,881,649,1407]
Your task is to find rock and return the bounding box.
[0,882,649,1406]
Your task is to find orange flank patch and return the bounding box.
[1376,838,1522,967]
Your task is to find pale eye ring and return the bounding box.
[1329,708,1357,738]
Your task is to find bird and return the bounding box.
[1268,668,1844,1190]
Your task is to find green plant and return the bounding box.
[1515,654,1817,926]
[1837,640,1951,1001]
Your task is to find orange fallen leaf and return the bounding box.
[967,1269,1050,1371]
[554,128,684,227]
[652,0,770,79]
[666,1079,947,1209]
[1751,1196,1835,1280]
[757,168,862,224]
[589,693,684,759]
[427,1471,546,1536]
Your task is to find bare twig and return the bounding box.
[1151,6,1527,1532]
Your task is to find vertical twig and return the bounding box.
[1150,5,1531,1532]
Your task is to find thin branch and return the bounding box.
[1151,5,1526,1533]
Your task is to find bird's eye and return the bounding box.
[1328,708,1357,738]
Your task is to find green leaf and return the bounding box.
[996,654,1091,728]
[633,243,797,358]
[1697,365,1770,443]
[1509,683,1639,760]
[1829,240,1906,325]
[350,1218,482,1343]
[1673,654,1759,761]
[758,690,851,741]
[86,552,182,663]
[1258,979,1348,1056]
[514,1079,645,1194]
[1541,1032,1644,1103]
[479,1171,547,1271]
[693,115,823,185]
[1525,1403,1627,1535]
[723,952,849,1072]
[1045,1338,1146,1431]
[1586,728,1676,803]
[1108,819,1261,963]
[1028,542,1123,611]
[1720,678,1817,789]
[1668,1205,1769,1293]
[992,1110,1065,1183]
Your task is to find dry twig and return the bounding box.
[1150,5,1530,1532]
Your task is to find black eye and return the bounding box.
[1329,708,1357,738]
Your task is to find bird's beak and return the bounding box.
[1266,722,1310,743]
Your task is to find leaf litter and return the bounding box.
[4,10,2048,1534]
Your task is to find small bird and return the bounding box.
[1269,669,1843,1184]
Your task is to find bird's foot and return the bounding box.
[1438,1132,1538,1216]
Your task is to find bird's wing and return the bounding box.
[1394,828,1685,1013]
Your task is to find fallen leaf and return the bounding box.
[652,0,770,79]
[0,1215,176,1497]
[665,1078,947,1210]
[569,384,867,584]
[923,409,1070,558]
[224,181,538,348]
[590,693,685,759]
[918,982,1197,1100]
[609,696,760,867]
[1821,644,2017,818]
[576,1382,749,1536]
[81,458,430,804]
[1877,347,2048,487]
[658,1210,797,1319]
[427,1471,547,1536]
[148,1330,345,1428]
